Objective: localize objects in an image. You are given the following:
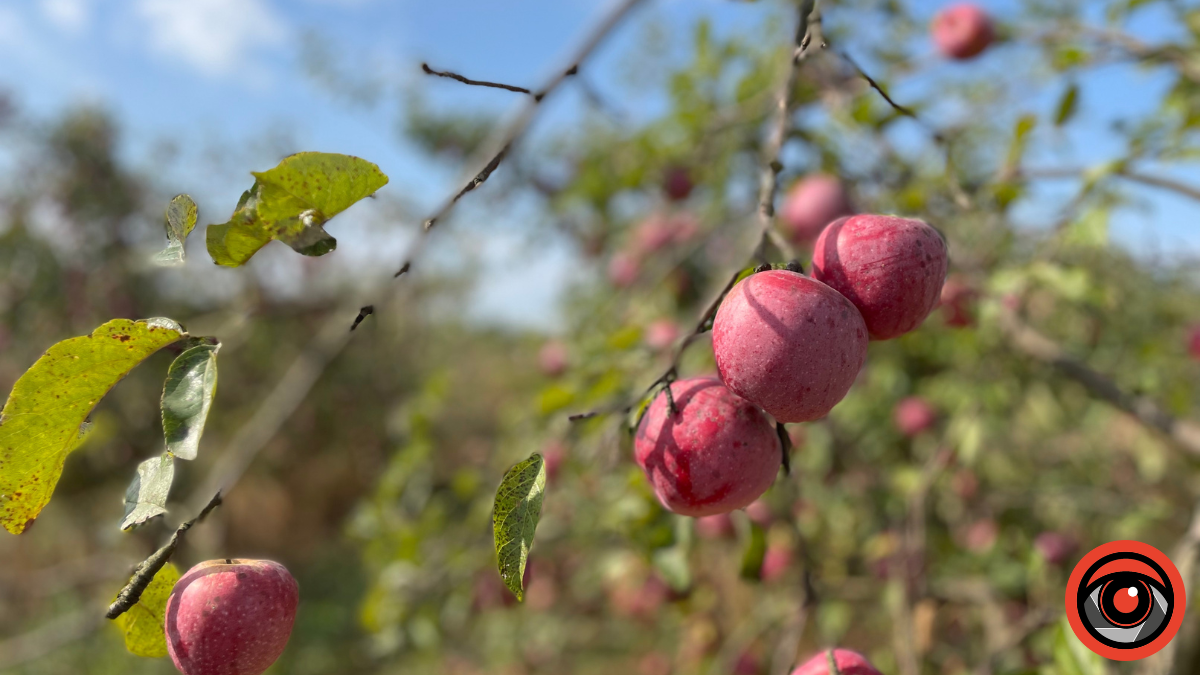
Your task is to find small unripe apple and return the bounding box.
[538,340,569,378]
[780,175,855,244]
[1188,325,1200,360]
[635,377,781,516]
[760,544,793,582]
[893,396,937,437]
[645,319,680,351]
[696,513,736,539]
[713,270,868,423]
[939,274,977,328]
[1034,531,1078,565]
[165,559,299,675]
[811,214,949,340]
[792,648,883,675]
[608,252,640,287]
[663,166,695,201]
[932,3,995,60]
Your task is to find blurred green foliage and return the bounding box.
[5,1,1200,675]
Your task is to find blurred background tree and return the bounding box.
[3,1,1200,674]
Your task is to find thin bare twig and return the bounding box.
[1018,166,1200,203]
[568,0,822,425]
[997,305,1200,456]
[107,307,362,621]
[105,491,223,619]
[421,62,536,97]
[393,0,648,278]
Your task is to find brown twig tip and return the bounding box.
[394,262,411,278]
[105,492,222,620]
[349,305,374,332]
[419,62,535,96]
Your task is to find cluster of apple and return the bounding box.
[634,206,949,517]
[608,166,701,288]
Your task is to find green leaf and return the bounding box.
[1005,114,1038,169]
[120,453,174,531]
[493,453,548,601]
[113,562,180,658]
[0,318,184,534]
[161,339,220,461]
[205,152,389,267]
[1052,617,1108,675]
[739,520,767,580]
[1054,83,1079,127]
[152,194,198,266]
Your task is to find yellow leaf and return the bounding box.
[113,562,180,658]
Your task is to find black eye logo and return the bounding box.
[1067,541,1185,660]
[1077,552,1172,648]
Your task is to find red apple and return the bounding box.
[734,650,761,675]
[760,544,793,582]
[165,559,299,675]
[951,469,979,500]
[1188,325,1200,360]
[811,214,949,340]
[939,274,977,328]
[893,396,937,437]
[962,519,999,553]
[542,441,566,481]
[792,648,883,675]
[639,652,672,675]
[712,270,868,423]
[932,3,995,60]
[780,175,855,244]
[645,319,680,351]
[634,377,781,516]
[633,214,676,254]
[539,340,569,377]
[745,499,773,527]
[696,513,736,539]
[608,252,640,287]
[663,166,694,201]
[1034,531,1078,565]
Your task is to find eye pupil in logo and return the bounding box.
[1066,540,1186,661]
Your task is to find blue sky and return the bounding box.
[0,0,1195,330]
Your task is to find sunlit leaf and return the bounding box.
[120,453,174,531]
[161,339,219,461]
[113,562,180,658]
[206,152,389,267]
[1052,617,1107,675]
[152,194,198,266]
[0,318,184,534]
[493,453,547,601]
[1054,83,1079,127]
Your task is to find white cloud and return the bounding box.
[135,0,287,76]
[40,0,89,33]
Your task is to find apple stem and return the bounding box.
[826,649,842,675]
[776,422,792,476]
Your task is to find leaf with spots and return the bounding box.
[205,152,389,267]
[152,194,198,266]
[113,562,179,657]
[0,318,185,534]
[493,453,547,602]
[161,338,219,461]
[120,453,175,531]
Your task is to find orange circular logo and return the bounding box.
[1065,540,1185,660]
